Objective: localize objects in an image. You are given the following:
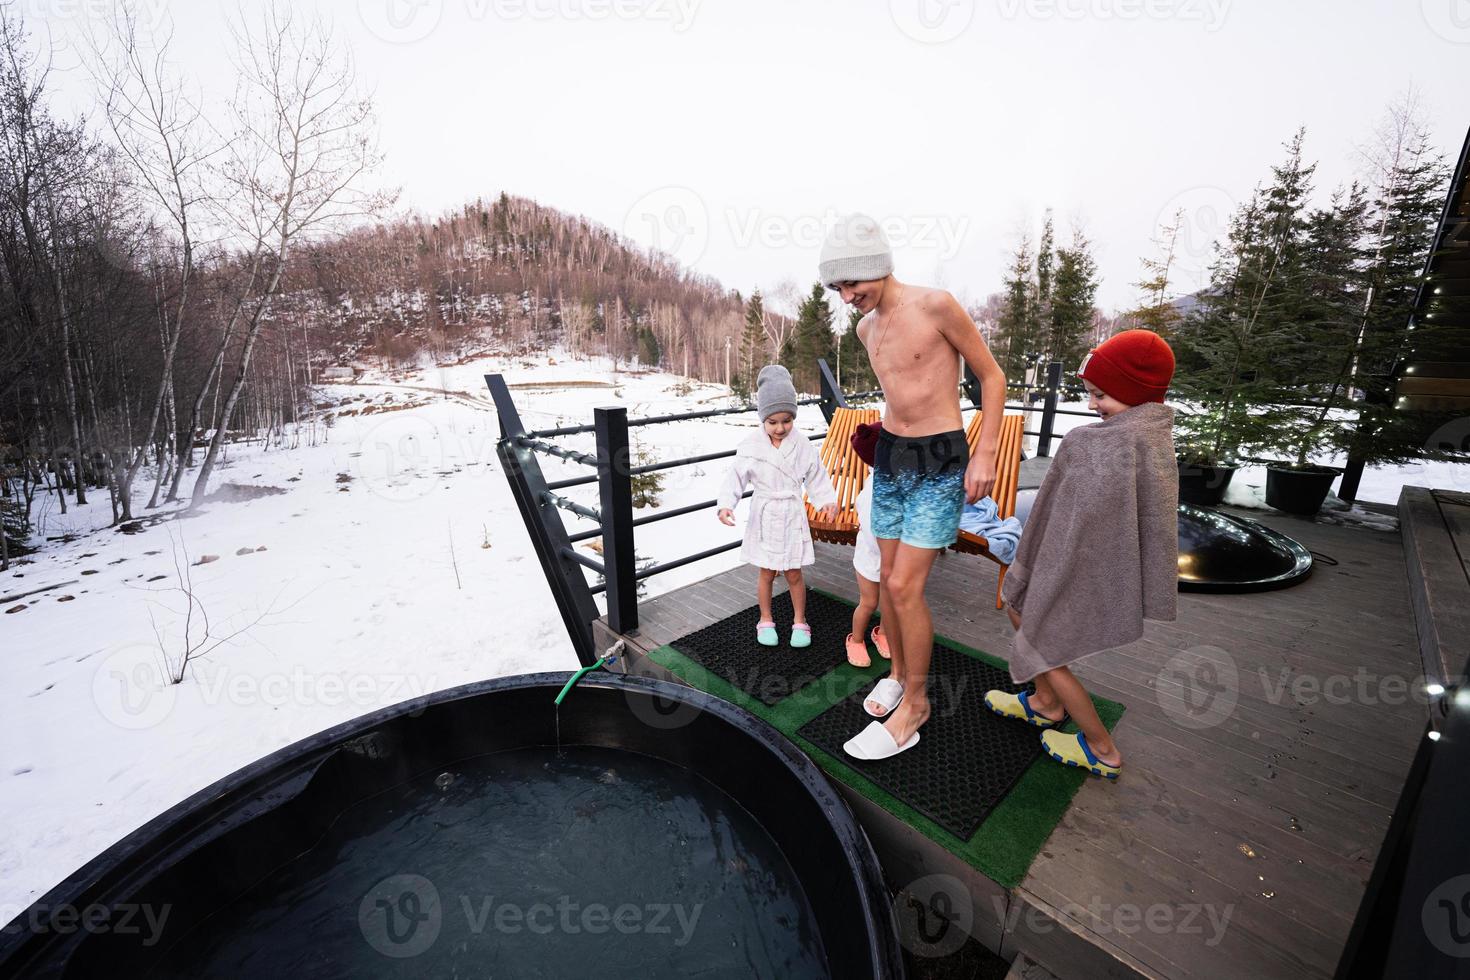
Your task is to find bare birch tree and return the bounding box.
[188,4,391,505]
[90,9,219,519]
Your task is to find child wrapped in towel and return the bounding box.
[982,329,1179,778]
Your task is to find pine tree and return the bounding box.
[1032,210,1055,357]
[1251,128,1317,385]
[784,283,836,392]
[1173,191,1276,463]
[1173,129,1317,464]
[734,289,768,398]
[1345,121,1453,466]
[1262,181,1373,465]
[636,323,661,367]
[1132,209,1184,338]
[837,306,877,391]
[993,236,1034,379]
[1049,228,1101,371]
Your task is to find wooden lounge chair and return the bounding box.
[950,412,1026,609]
[807,407,1026,610]
[805,406,880,545]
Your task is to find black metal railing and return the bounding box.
[825,359,1071,455]
[489,356,1068,666]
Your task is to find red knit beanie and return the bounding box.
[1077,329,1175,405]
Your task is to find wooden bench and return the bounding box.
[806,408,1026,609]
[805,406,880,545]
[951,412,1026,609]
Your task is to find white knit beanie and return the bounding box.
[818,213,894,287]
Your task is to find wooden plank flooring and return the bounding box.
[1399,487,1470,690]
[610,507,1424,980]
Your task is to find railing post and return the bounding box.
[1036,361,1063,458]
[963,364,981,410]
[486,374,601,666]
[817,358,847,424]
[594,406,639,636]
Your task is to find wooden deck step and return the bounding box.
[1397,486,1470,714]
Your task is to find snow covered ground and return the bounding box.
[2,350,1465,919]
[0,350,803,920]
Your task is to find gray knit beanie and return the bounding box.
[818,213,894,287]
[756,364,798,421]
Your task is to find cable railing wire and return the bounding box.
[626,431,825,477]
[541,491,601,523]
[490,357,1076,652]
[522,395,823,440]
[515,437,598,467]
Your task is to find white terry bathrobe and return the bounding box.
[717,429,837,571]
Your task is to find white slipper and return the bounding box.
[844,721,921,760]
[863,678,904,718]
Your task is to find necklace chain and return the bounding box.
[873,284,905,361]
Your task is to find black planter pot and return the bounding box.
[1177,459,1238,506]
[1265,465,1339,515]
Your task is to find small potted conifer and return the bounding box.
[1261,402,1341,516]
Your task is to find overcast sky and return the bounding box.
[33,0,1470,315]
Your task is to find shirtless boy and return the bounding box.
[821,213,1008,760]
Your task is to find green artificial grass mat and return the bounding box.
[644,589,1125,889]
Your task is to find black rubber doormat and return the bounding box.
[666,590,853,706]
[797,642,1042,840]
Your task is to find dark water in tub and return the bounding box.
[148,746,831,979]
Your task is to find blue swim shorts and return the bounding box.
[870,428,967,550]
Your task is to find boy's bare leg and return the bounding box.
[757,568,776,622]
[1034,666,1121,767]
[784,569,806,623]
[852,574,879,637]
[1005,604,1065,724]
[882,542,941,745]
[1025,672,1068,724]
[866,537,906,714]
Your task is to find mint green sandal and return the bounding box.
[790,624,811,648]
[756,621,778,646]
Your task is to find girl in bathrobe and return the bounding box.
[718,365,839,648]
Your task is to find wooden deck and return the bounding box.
[600,506,1427,980]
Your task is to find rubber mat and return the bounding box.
[797,641,1042,840]
[666,590,854,706]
